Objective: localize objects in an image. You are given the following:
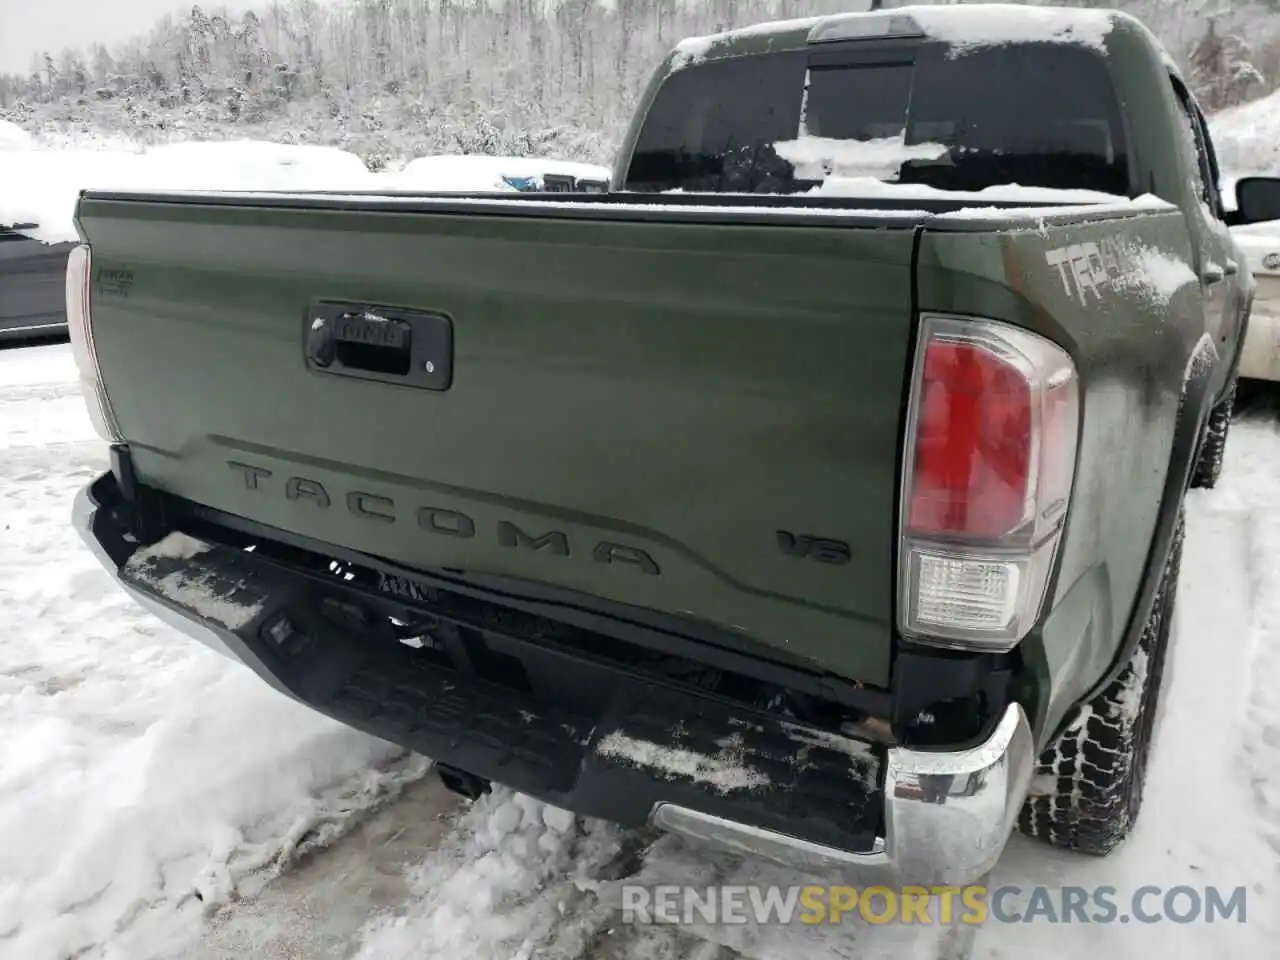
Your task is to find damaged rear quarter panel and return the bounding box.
[917,207,1202,744]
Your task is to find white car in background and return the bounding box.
[1232,220,1280,382]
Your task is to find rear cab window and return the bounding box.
[624,41,1132,199]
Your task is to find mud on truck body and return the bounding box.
[68,5,1280,885]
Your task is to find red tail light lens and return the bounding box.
[899,316,1079,651]
[908,340,1032,539]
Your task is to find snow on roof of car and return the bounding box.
[671,3,1122,71]
[0,139,375,242]
[140,140,373,184]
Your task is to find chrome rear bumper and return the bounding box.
[651,702,1034,885]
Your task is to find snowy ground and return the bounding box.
[0,340,1277,960]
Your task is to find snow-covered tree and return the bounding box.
[1189,17,1267,110]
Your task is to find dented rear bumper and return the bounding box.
[74,469,1033,885]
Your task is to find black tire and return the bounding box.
[1190,380,1236,490]
[1017,508,1184,855]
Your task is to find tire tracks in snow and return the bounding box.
[169,763,462,960]
[582,832,967,960]
[171,780,662,960]
[347,786,966,960]
[348,788,656,960]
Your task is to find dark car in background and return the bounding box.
[0,227,72,341]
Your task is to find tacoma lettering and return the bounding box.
[225,461,660,575]
[593,542,660,575]
[228,461,273,490]
[286,477,331,508]
[498,521,570,556]
[419,507,475,538]
[347,491,394,523]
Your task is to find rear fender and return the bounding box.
[1074,333,1215,711]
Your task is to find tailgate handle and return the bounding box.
[305,302,453,391]
[311,311,413,376]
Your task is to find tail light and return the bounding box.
[899,315,1079,652]
[66,243,122,443]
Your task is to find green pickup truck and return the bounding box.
[68,5,1279,886]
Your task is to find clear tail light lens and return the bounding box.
[65,243,122,443]
[899,315,1079,651]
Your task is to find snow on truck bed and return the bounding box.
[281,188,1175,227]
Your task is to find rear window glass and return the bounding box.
[623,42,1130,198]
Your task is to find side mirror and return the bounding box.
[1233,177,1280,224]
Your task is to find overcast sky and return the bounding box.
[0,0,256,74]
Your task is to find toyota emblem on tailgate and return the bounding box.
[1264,252,1280,271]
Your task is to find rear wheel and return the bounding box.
[1017,508,1184,855]
[1190,380,1236,490]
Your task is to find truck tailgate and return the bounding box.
[77,194,919,686]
